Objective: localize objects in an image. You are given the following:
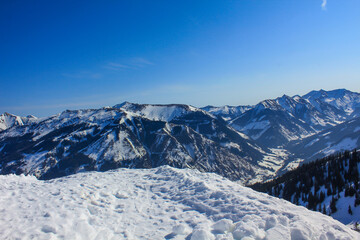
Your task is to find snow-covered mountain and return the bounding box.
[200,89,360,177]
[0,112,37,131]
[1,89,360,182]
[303,88,360,118]
[114,101,202,122]
[206,89,360,149]
[228,90,360,148]
[0,104,271,182]
[230,96,317,147]
[0,166,358,239]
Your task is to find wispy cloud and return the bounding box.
[104,57,154,71]
[321,0,327,10]
[130,57,154,67]
[103,62,132,71]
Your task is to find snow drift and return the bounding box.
[0,166,358,239]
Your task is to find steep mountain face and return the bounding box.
[230,97,316,148]
[0,112,37,131]
[115,102,266,162]
[250,150,360,225]
[0,105,268,181]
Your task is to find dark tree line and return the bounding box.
[250,149,360,215]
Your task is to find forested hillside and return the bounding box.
[251,149,360,224]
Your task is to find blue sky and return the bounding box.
[1,0,360,117]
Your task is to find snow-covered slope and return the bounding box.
[201,105,253,121]
[288,117,360,162]
[303,89,360,118]
[0,166,358,240]
[0,106,269,182]
[0,112,37,131]
[251,149,360,226]
[230,97,316,147]
[229,93,351,148]
[114,102,205,122]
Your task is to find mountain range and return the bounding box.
[1,88,360,183]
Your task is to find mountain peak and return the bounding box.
[0,112,24,131]
[2,112,16,117]
[302,88,356,100]
[113,102,200,121]
[113,101,132,109]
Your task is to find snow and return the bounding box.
[201,105,253,119]
[234,120,270,140]
[0,112,24,131]
[257,148,289,174]
[305,138,319,148]
[84,129,147,165]
[322,137,358,156]
[303,89,360,117]
[0,166,358,240]
[22,151,49,174]
[283,158,304,172]
[332,191,360,225]
[134,105,187,121]
[116,102,205,122]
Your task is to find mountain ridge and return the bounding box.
[1,88,360,183]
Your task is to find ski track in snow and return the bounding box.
[0,166,358,240]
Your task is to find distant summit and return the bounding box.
[0,112,37,132]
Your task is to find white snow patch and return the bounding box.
[0,166,357,239]
[322,137,358,156]
[284,158,305,172]
[233,120,271,140]
[257,148,289,176]
[305,138,319,148]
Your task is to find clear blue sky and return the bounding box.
[1,0,360,117]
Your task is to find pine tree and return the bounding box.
[330,197,337,214]
[348,205,353,215]
[319,191,325,202]
[322,205,326,215]
[327,187,332,196]
[355,193,360,207]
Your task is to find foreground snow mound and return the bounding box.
[0,167,358,240]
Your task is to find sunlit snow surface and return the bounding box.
[0,166,358,240]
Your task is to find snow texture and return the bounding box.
[322,137,358,156]
[115,102,204,122]
[0,166,358,240]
